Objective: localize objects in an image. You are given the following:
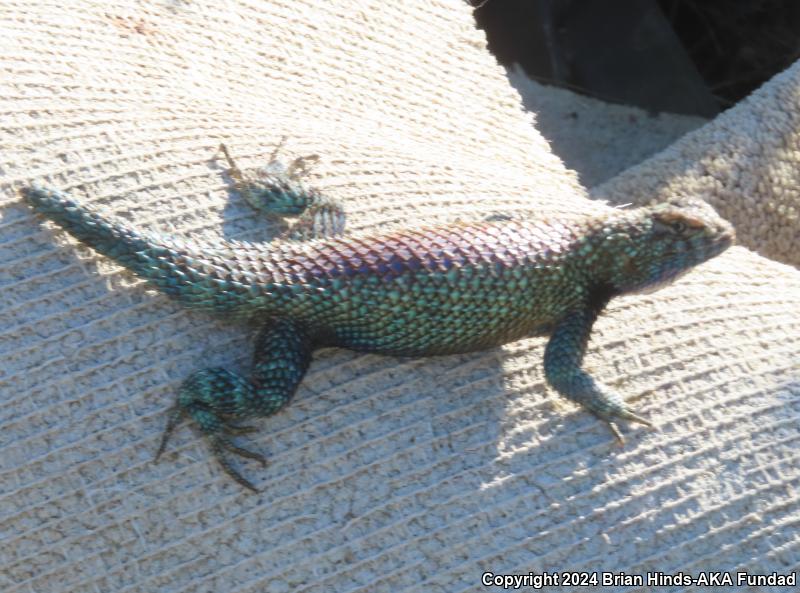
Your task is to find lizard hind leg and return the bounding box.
[218,143,345,240]
[154,319,314,492]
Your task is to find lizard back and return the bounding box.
[22,186,590,355]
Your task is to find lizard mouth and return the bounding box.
[708,232,735,256]
[713,221,736,249]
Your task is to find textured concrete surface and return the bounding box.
[1,2,799,592]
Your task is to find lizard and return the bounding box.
[20,145,735,491]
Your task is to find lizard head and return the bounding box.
[600,197,735,295]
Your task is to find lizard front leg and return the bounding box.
[156,319,314,491]
[544,303,652,442]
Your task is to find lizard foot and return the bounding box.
[154,367,267,492]
[153,318,312,492]
[217,143,344,240]
[601,406,655,444]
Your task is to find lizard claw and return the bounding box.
[605,409,656,445]
[215,434,268,466]
[211,435,267,493]
[607,421,626,445]
[616,408,653,428]
[223,423,260,435]
[154,405,185,461]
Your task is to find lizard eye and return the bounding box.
[670,221,687,234]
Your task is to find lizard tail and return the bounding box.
[21,185,265,315]
[21,185,156,272]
